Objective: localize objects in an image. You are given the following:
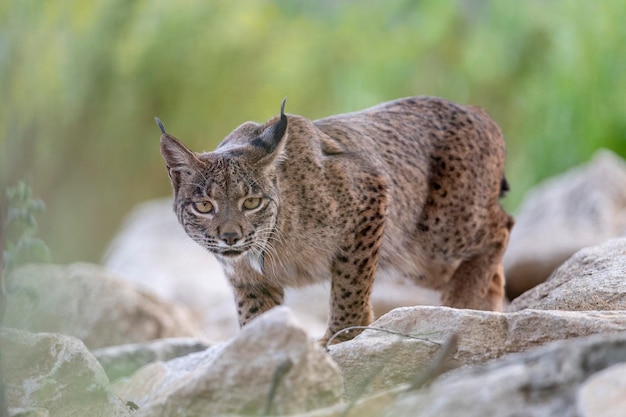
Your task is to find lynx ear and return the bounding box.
[250,98,288,164]
[157,118,200,192]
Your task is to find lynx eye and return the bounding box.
[193,201,214,214]
[243,197,262,210]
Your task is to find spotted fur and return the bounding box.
[160,96,514,343]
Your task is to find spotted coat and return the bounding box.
[160,96,514,343]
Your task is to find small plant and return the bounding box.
[2,181,51,277]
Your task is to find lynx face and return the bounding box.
[176,158,280,271]
[158,102,288,273]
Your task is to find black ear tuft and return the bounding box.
[252,98,289,154]
[499,176,510,198]
[155,117,167,134]
[280,97,287,120]
[272,97,288,144]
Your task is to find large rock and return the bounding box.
[385,332,626,417]
[329,306,626,398]
[103,198,439,340]
[0,328,131,417]
[114,307,342,416]
[4,263,204,349]
[103,198,241,341]
[509,238,626,312]
[504,150,626,299]
[92,337,211,382]
[577,362,626,417]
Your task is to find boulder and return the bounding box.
[329,306,626,398]
[0,328,131,417]
[103,198,241,341]
[504,150,626,299]
[103,198,440,340]
[385,332,626,417]
[92,337,211,382]
[8,408,50,417]
[288,387,405,417]
[3,263,204,349]
[577,362,626,417]
[509,238,626,311]
[114,307,343,416]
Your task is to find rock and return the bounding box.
[114,307,342,416]
[103,198,440,340]
[4,263,204,349]
[504,150,626,299]
[329,306,626,399]
[92,337,211,382]
[509,238,626,312]
[290,387,406,417]
[8,408,49,417]
[103,198,241,341]
[385,331,626,417]
[0,328,131,417]
[577,362,626,417]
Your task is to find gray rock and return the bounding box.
[385,332,626,417]
[289,387,406,417]
[92,337,211,382]
[509,238,626,312]
[504,150,626,299]
[7,409,49,417]
[4,263,204,349]
[329,306,626,399]
[577,362,626,417]
[114,307,343,416]
[1,328,131,417]
[103,198,241,341]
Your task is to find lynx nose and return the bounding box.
[220,231,242,246]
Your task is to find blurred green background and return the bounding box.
[1,0,625,263]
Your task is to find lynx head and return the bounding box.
[158,99,288,272]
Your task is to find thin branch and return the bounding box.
[325,326,442,351]
[262,358,293,416]
[406,332,459,391]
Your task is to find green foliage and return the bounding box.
[2,181,51,276]
[1,0,625,261]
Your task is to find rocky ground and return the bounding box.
[2,149,626,417]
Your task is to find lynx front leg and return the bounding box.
[323,252,377,345]
[231,281,285,327]
[323,213,386,345]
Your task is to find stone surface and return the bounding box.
[0,328,131,417]
[8,408,49,417]
[114,307,343,416]
[103,198,240,341]
[329,306,626,398]
[386,332,626,417]
[92,337,211,382]
[4,263,204,349]
[292,387,405,417]
[103,198,440,341]
[504,150,626,299]
[577,362,626,417]
[509,238,626,312]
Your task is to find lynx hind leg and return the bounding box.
[441,211,513,312]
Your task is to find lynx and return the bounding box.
[158,96,514,343]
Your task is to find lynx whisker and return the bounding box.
[251,236,281,272]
